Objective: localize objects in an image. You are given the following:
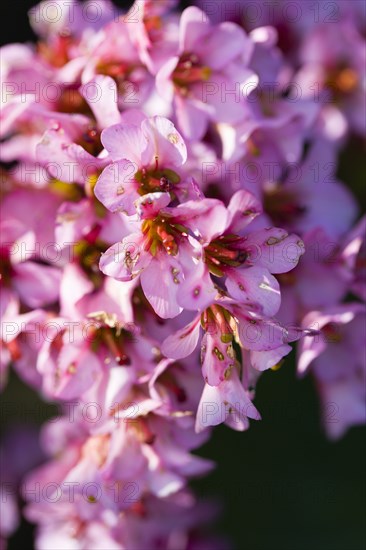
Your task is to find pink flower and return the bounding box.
[156,6,257,140]
[276,224,365,325]
[171,190,304,315]
[162,295,300,387]
[341,216,366,302]
[0,425,43,547]
[239,139,358,240]
[2,1,364,545]
[195,367,260,432]
[98,198,224,318]
[1,309,46,390]
[126,0,180,74]
[298,303,366,439]
[77,16,155,110]
[296,19,366,135]
[29,0,117,38]
[94,115,188,216]
[217,91,318,165]
[0,189,61,309]
[36,76,122,184]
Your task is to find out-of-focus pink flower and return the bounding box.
[156,6,257,140]
[0,189,61,310]
[237,139,358,240]
[296,19,366,136]
[126,0,179,75]
[0,425,44,547]
[276,223,365,325]
[298,304,366,439]
[341,216,366,302]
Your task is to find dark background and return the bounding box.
[1,1,365,549]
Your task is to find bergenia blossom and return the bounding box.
[94,115,188,215]
[1,1,365,548]
[156,6,258,140]
[298,304,366,439]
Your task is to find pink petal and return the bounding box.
[297,179,358,239]
[156,57,178,102]
[226,267,281,316]
[250,344,292,371]
[200,22,252,70]
[162,316,201,359]
[37,129,102,184]
[94,160,139,215]
[135,192,171,219]
[179,7,210,53]
[226,189,262,233]
[59,263,94,320]
[101,123,147,163]
[1,308,45,343]
[140,254,184,318]
[141,116,187,167]
[55,347,101,400]
[174,94,209,141]
[80,75,120,129]
[195,383,225,432]
[201,333,235,386]
[244,228,305,273]
[177,261,217,311]
[195,368,260,433]
[55,199,94,247]
[99,234,150,281]
[13,262,61,308]
[296,262,347,309]
[192,72,253,125]
[169,198,228,242]
[318,378,365,440]
[104,366,136,412]
[0,490,19,538]
[236,313,286,351]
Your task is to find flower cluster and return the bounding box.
[1,0,365,548]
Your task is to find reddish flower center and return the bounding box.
[37,34,73,67]
[57,86,92,115]
[204,235,247,277]
[76,126,103,156]
[135,166,180,195]
[263,185,306,226]
[322,323,343,343]
[73,239,105,288]
[141,215,188,256]
[201,305,235,344]
[97,60,131,78]
[326,64,359,97]
[96,60,143,99]
[144,14,163,39]
[172,53,211,95]
[159,371,187,403]
[90,325,133,366]
[130,418,155,444]
[0,247,14,287]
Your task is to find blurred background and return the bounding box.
[1,1,365,549]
